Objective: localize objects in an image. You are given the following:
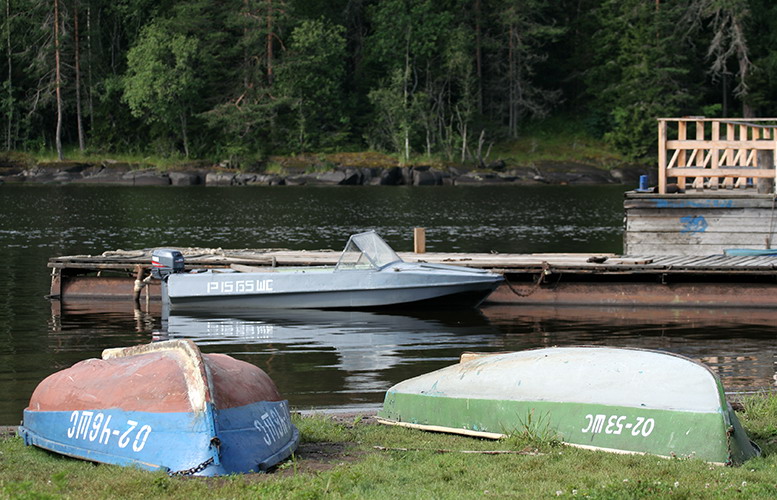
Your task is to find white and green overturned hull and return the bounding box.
[378,347,760,465]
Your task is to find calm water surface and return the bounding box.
[1,184,775,425]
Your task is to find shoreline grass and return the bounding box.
[2,395,777,499]
[3,119,633,175]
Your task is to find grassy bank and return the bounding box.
[2,395,777,499]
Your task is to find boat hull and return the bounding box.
[18,340,299,475]
[378,347,760,465]
[20,400,298,475]
[165,264,503,311]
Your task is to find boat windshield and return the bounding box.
[335,231,402,271]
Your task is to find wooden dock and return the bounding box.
[48,248,777,308]
[629,118,777,255]
[48,117,777,309]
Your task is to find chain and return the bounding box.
[504,262,551,297]
[168,456,214,477]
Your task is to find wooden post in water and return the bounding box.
[414,227,426,253]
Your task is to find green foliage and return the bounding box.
[123,21,201,156]
[0,0,774,162]
[589,0,697,159]
[276,18,348,150]
[367,68,428,161]
[487,0,565,137]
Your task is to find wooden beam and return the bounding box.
[677,121,687,190]
[666,139,777,149]
[666,168,775,178]
[710,121,720,190]
[658,120,667,193]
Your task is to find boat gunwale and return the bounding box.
[374,417,729,466]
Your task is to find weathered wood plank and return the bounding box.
[666,139,777,149]
[624,198,775,209]
[626,219,776,233]
[625,208,777,219]
[626,231,770,246]
[666,167,774,178]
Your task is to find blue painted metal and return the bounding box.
[679,215,709,233]
[653,199,734,209]
[19,400,298,476]
[724,248,777,256]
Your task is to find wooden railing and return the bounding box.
[657,118,777,194]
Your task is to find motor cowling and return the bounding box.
[151,249,185,279]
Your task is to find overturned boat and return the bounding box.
[19,340,299,475]
[377,346,760,465]
[154,231,503,312]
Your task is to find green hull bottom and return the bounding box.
[378,393,759,464]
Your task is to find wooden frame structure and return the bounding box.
[657,118,777,194]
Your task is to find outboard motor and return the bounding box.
[151,249,185,280]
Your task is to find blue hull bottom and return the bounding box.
[20,400,299,476]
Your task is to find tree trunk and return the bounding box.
[266,0,273,84]
[54,0,63,160]
[508,24,516,138]
[243,0,249,90]
[402,26,411,163]
[75,1,85,151]
[474,0,482,114]
[722,74,728,117]
[181,112,189,158]
[460,122,467,163]
[476,129,486,167]
[87,3,94,132]
[5,0,12,150]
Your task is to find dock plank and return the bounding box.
[49,248,777,275]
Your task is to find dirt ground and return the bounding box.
[0,426,17,439]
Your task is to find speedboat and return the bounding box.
[377,346,760,465]
[19,340,299,476]
[154,231,503,312]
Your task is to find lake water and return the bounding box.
[1,184,775,425]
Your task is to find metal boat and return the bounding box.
[155,231,503,312]
[377,346,761,465]
[19,340,299,476]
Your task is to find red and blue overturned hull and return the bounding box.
[18,340,299,476]
[20,400,298,475]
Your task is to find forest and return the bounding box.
[1,0,774,166]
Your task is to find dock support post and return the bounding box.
[133,265,152,304]
[414,227,426,253]
[49,267,61,298]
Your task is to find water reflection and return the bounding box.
[482,305,777,394]
[46,300,777,414]
[155,308,498,409]
[47,302,777,407]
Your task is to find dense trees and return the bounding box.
[2,0,777,163]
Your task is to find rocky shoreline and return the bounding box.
[0,158,654,187]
